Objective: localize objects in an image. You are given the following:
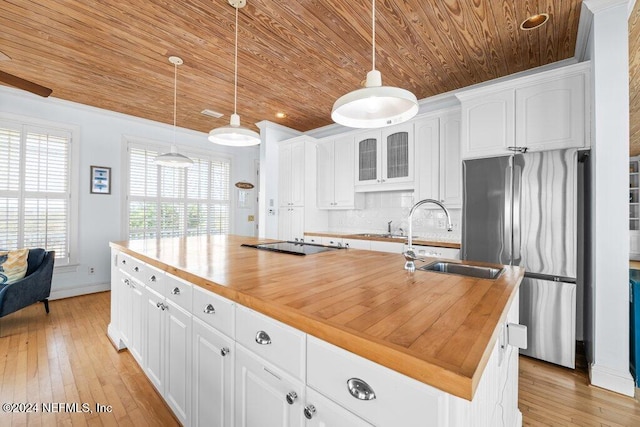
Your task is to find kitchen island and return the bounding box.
[108,235,524,427]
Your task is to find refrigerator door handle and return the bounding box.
[513,164,522,263]
[504,163,513,263]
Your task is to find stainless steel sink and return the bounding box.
[418,261,504,279]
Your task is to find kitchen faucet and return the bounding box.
[403,199,453,272]
[387,220,393,234]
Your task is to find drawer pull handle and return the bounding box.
[204,304,216,314]
[285,391,297,405]
[149,275,156,282]
[255,330,272,345]
[156,302,167,311]
[133,266,139,272]
[347,378,376,401]
[123,278,130,287]
[220,347,230,357]
[304,405,316,419]
[171,287,180,295]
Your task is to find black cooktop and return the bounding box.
[241,241,344,256]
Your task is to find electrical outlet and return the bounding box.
[88,266,95,275]
[248,215,255,222]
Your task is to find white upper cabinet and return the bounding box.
[458,62,590,159]
[279,140,306,207]
[416,109,462,208]
[354,122,414,191]
[317,136,364,209]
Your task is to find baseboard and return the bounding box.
[107,323,126,351]
[49,282,111,301]
[589,362,635,396]
[514,410,523,427]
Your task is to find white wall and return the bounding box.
[582,0,635,396]
[0,86,259,299]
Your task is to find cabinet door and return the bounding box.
[192,318,234,427]
[333,136,358,207]
[129,278,145,365]
[461,88,514,159]
[516,73,585,151]
[342,238,371,250]
[118,273,133,347]
[290,207,305,242]
[279,144,292,206]
[304,387,373,427]
[316,141,335,209]
[354,131,380,185]
[234,345,304,427]
[165,300,192,426]
[382,123,414,184]
[278,208,291,241]
[416,117,440,201]
[145,288,165,394]
[290,141,306,206]
[439,112,462,207]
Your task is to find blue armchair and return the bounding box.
[0,249,55,318]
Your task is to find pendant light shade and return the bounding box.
[208,0,261,147]
[331,0,418,129]
[155,56,193,168]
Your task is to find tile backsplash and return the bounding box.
[327,191,462,242]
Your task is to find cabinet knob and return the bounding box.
[121,259,126,265]
[171,287,180,295]
[123,278,130,287]
[347,378,376,400]
[220,347,230,357]
[303,405,316,419]
[149,275,156,282]
[133,266,139,272]
[285,391,297,405]
[204,304,216,314]
[255,330,272,345]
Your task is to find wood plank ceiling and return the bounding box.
[0,0,582,136]
[630,0,640,156]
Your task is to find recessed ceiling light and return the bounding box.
[520,13,549,30]
[275,112,287,119]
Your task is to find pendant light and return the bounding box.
[208,0,261,147]
[331,0,418,128]
[155,56,194,168]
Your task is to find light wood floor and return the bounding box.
[1,291,640,426]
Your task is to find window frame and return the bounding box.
[121,136,234,240]
[0,113,79,270]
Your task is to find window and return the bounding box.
[127,141,231,239]
[0,118,77,266]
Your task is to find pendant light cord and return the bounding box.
[371,0,376,72]
[233,4,238,115]
[173,60,177,145]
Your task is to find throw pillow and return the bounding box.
[0,248,29,284]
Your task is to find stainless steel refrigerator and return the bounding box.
[462,148,582,368]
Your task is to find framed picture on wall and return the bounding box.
[90,165,111,194]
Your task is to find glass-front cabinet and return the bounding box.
[354,123,414,191]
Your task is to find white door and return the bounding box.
[439,111,462,207]
[129,278,145,365]
[192,318,235,427]
[118,274,132,347]
[235,345,304,427]
[381,123,414,184]
[333,136,356,207]
[354,131,380,186]
[164,300,192,426]
[461,88,514,159]
[290,141,306,206]
[316,140,335,208]
[289,207,304,242]
[415,117,440,201]
[145,287,165,394]
[279,144,292,206]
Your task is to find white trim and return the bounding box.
[589,363,635,396]
[575,3,594,61]
[583,0,630,13]
[107,323,126,351]
[49,282,111,301]
[631,0,638,17]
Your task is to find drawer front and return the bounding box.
[143,263,165,295]
[164,273,193,312]
[192,285,235,339]
[411,245,460,260]
[307,336,445,427]
[321,237,343,247]
[118,252,145,279]
[236,305,305,380]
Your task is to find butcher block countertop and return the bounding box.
[110,235,523,401]
[306,231,461,249]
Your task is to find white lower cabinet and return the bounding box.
[128,276,145,365]
[192,317,234,427]
[144,286,192,426]
[303,387,373,427]
[369,240,404,253]
[235,344,305,427]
